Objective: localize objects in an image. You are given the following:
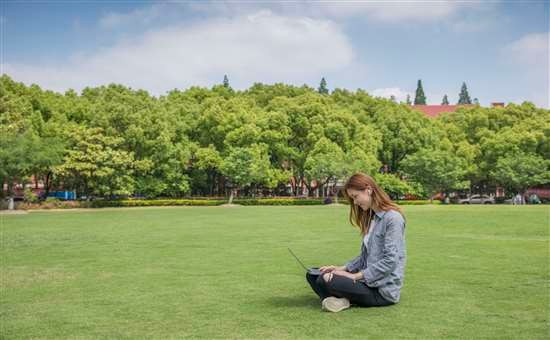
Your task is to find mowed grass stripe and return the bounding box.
[1,205,548,339]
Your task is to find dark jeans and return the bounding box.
[306,271,394,307]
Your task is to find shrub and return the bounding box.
[39,197,60,209]
[54,201,82,209]
[23,188,39,203]
[233,198,324,206]
[90,199,225,208]
[10,196,442,210]
[396,200,442,205]
[339,200,440,205]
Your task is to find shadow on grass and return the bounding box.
[265,294,320,310]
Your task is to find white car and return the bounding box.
[459,195,495,204]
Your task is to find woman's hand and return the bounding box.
[319,265,346,273]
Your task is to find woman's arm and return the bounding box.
[319,265,346,273]
[344,254,363,273]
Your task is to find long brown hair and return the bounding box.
[341,172,404,236]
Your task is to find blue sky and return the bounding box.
[2,1,549,107]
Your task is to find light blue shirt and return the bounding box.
[345,209,407,303]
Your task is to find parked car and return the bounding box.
[503,198,514,204]
[503,194,541,204]
[528,194,542,204]
[458,195,495,204]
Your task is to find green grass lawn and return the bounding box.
[1,205,549,339]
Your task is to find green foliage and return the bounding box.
[318,77,329,95]
[371,105,433,172]
[492,153,549,193]
[401,140,471,197]
[332,199,441,205]
[304,137,346,184]
[54,126,136,197]
[395,200,442,205]
[234,198,324,205]
[414,79,426,105]
[221,144,265,188]
[223,75,230,88]
[90,199,224,208]
[19,197,82,209]
[44,197,59,203]
[23,188,39,203]
[0,128,63,196]
[1,74,548,202]
[439,102,549,194]
[457,82,472,105]
[374,173,419,199]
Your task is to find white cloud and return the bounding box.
[502,32,549,108]
[504,32,548,65]
[96,1,492,32]
[370,87,412,103]
[3,10,356,95]
[316,2,462,22]
[99,3,166,29]
[198,1,484,22]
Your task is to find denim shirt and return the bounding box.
[345,209,407,303]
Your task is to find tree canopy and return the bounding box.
[1,74,548,200]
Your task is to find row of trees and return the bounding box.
[1,74,548,200]
[409,80,477,105]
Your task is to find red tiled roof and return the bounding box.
[410,105,472,118]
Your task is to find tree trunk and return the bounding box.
[228,189,234,204]
[303,177,312,197]
[290,176,297,196]
[7,181,13,197]
[7,181,14,210]
[332,179,339,204]
[218,175,225,196]
[44,172,52,198]
[312,184,319,196]
[213,172,218,196]
[206,171,212,196]
[84,180,90,201]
